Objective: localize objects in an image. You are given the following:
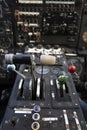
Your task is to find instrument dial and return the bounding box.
[51,67,63,75]
[36,66,49,74]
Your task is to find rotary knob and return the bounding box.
[31,122,40,130]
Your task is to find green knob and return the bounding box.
[58,75,68,83]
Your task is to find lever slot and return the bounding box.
[55,79,71,101]
[36,78,41,99]
[60,84,64,97]
[17,79,24,99]
[22,79,32,100]
[59,83,69,98]
[32,78,37,100]
[36,78,45,100]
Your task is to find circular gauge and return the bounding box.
[36,66,49,74]
[82,31,87,43]
[0,38,11,49]
[67,58,83,75]
[51,67,63,75]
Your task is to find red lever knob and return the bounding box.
[68,65,76,73]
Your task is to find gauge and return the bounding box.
[51,66,63,75]
[0,37,12,49]
[36,66,49,74]
[67,58,83,75]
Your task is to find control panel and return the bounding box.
[0,0,14,50]
[0,49,87,130]
[0,0,15,86]
[0,1,87,129]
[14,0,83,48]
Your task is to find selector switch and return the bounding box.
[32,113,40,121]
[31,122,40,130]
[33,105,41,112]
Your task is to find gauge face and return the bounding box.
[67,58,83,75]
[51,67,63,75]
[36,66,49,74]
[0,38,11,49]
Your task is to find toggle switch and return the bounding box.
[32,113,40,121]
[33,105,41,112]
[31,122,40,130]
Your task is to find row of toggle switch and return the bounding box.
[25,46,63,55]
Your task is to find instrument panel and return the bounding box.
[0,0,14,50]
[0,0,85,50]
[13,0,83,49]
[0,51,87,130]
[0,0,87,84]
